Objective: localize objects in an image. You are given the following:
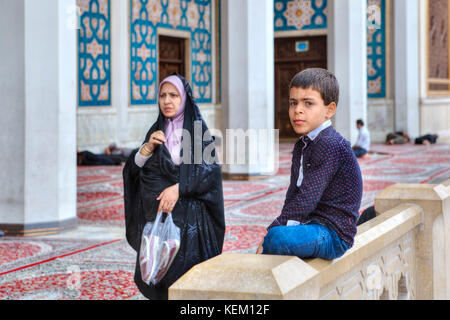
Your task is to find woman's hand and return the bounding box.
[142,130,166,155]
[157,183,179,214]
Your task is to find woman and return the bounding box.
[123,74,225,300]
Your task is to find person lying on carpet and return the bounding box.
[256,68,363,261]
[77,150,123,166]
[414,134,438,146]
[104,143,135,163]
[77,144,136,166]
[122,74,225,300]
[385,131,410,145]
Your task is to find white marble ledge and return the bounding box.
[420,96,450,106]
[77,106,118,115]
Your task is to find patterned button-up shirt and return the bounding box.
[296,120,332,187]
[268,125,363,247]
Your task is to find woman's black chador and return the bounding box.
[123,74,225,300]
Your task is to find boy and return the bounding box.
[352,119,371,159]
[256,68,363,260]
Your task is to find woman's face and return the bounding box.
[159,82,182,118]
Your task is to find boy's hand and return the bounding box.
[255,229,268,254]
[256,240,264,254]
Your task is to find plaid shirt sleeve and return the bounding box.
[267,139,341,230]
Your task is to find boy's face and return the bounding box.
[289,86,336,136]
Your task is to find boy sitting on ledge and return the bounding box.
[257,68,363,260]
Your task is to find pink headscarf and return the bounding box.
[158,75,186,165]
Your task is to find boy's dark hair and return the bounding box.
[356,119,364,126]
[290,68,339,107]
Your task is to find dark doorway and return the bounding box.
[275,36,327,140]
[159,35,186,81]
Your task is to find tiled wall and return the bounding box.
[130,0,212,105]
[274,0,387,99]
[77,0,111,107]
[367,0,386,98]
[76,0,387,108]
[274,0,327,31]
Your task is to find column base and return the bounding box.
[222,172,273,181]
[0,218,78,237]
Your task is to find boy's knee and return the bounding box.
[263,227,287,254]
[265,226,282,242]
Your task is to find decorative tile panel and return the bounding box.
[274,0,387,99]
[130,0,212,105]
[77,0,111,106]
[428,0,449,91]
[367,0,386,98]
[274,0,327,31]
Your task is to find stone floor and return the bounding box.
[1,142,449,300]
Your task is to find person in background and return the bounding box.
[352,119,371,159]
[77,149,122,166]
[385,131,410,145]
[414,134,439,145]
[77,143,136,166]
[356,206,377,226]
[105,143,135,162]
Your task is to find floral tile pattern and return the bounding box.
[130,0,212,105]
[77,0,111,106]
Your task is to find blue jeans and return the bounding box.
[262,223,350,260]
[353,147,368,158]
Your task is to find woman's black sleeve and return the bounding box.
[122,149,145,252]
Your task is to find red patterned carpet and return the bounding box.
[1,142,449,300]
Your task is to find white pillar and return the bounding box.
[394,0,420,137]
[0,0,25,225]
[0,0,77,235]
[111,0,130,145]
[220,0,276,179]
[327,0,367,144]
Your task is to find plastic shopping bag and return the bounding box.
[139,212,181,285]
